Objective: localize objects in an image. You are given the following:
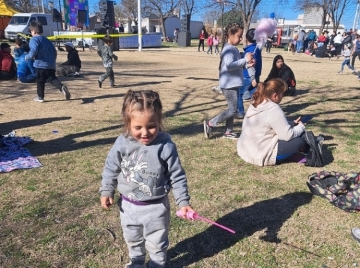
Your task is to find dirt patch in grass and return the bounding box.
[0,45,360,267]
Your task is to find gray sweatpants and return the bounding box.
[209,87,238,133]
[118,196,170,268]
[99,67,115,85]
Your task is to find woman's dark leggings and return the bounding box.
[276,136,307,162]
[198,40,204,51]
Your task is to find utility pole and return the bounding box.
[353,0,360,30]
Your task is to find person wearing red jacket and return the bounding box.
[198,30,205,52]
[0,43,17,80]
[206,34,214,54]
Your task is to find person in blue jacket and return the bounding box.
[17,45,36,83]
[236,28,262,118]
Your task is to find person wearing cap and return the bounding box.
[25,21,71,102]
[56,42,81,77]
[0,42,17,80]
[16,44,36,83]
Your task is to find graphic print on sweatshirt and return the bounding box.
[120,147,158,200]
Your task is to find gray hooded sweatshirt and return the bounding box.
[237,100,305,166]
[100,132,191,208]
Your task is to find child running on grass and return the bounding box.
[97,35,118,88]
[203,22,255,139]
[25,21,71,102]
[100,89,194,268]
[339,44,356,74]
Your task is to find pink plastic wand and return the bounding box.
[176,210,235,234]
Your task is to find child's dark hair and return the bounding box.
[15,37,23,46]
[103,35,113,44]
[224,22,243,41]
[245,28,256,43]
[122,90,164,136]
[29,21,43,34]
[252,78,287,108]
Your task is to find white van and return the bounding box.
[5,13,59,41]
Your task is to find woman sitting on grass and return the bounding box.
[265,55,296,96]
[237,78,307,166]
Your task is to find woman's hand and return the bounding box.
[294,116,302,125]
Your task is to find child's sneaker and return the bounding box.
[33,96,44,103]
[222,132,238,139]
[338,71,343,74]
[61,86,71,100]
[352,227,360,242]
[98,80,102,88]
[203,120,212,139]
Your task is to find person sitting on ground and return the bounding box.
[0,43,17,80]
[328,44,337,59]
[237,78,307,166]
[13,37,25,66]
[17,44,36,83]
[311,42,328,58]
[56,42,81,77]
[264,55,296,96]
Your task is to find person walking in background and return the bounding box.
[100,89,194,268]
[333,32,343,55]
[213,33,220,55]
[25,21,71,102]
[266,37,272,54]
[296,30,305,53]
[97,35,118,88]
[206,33,214,54]
[203,22,255,139]
[339,44,356,74]
[198,29,205,52]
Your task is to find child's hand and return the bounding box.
[177,205,195,220]
[251,79,257,88]
[113,55,118,61]
[100,196,113,209]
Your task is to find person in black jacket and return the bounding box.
[264,55,296,96]
[56,42,82,77]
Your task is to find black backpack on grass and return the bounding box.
[307,171,360,212]
[302,131,324,167]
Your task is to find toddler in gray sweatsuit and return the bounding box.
[97,35,118,88]
[100,89,194,268]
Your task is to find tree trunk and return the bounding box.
[160,16,167,39]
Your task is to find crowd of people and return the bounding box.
[0,20,121,102]
[205,25,323,168]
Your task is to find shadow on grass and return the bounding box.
[0,117,72,134]
[186,77,218,81]
[28,124,121,156]
[168,192,313,267]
